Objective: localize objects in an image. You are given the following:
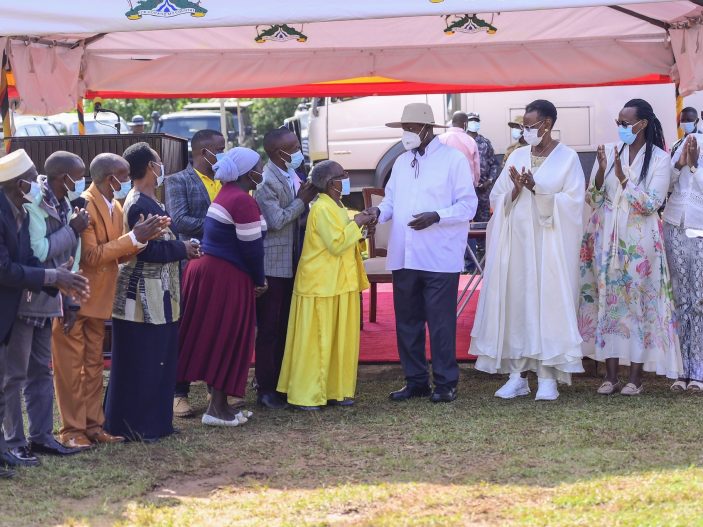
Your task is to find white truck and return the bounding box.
[305,83,695,204]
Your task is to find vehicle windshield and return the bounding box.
[160,115,234,140]
[69,120,122,135]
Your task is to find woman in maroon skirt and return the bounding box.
[177,147,269,427]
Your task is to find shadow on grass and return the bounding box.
[2,365,703,526]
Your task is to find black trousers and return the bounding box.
[392,269,459,389]
[255,276,294,394]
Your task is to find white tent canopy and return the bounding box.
[2,0,703,114]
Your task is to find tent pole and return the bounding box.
[1,50,13,154]
[77,98,86,135]
[237,100,244,146]
[219,99,227,149]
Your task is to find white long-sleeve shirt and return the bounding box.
[378,137,477,273]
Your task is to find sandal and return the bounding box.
[620,383,643,396]
[686,380,703,393]
[597,380,622,395]
[671,380,688,392]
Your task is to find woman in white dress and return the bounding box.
[664,132,703,392]
[579,99,681,395]
[470,100,585,401]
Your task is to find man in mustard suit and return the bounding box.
[52,153,166,448]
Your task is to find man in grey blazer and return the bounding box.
[254,128,317,409]
[166,129,225,417]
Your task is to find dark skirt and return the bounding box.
[177,254,256,397]
[104,319,178,442]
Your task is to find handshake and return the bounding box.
[354,207,380,231]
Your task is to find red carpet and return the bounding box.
[359,277,479,363]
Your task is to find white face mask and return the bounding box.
[467,121,481,133]
[401,125,427,151]
[152,162,165,187]
[523,120,546,146]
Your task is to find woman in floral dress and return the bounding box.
[579,99,682,395]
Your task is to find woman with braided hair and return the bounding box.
[578,99,682,395]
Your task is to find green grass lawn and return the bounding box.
[2,365,703,526]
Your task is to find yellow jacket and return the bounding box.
[293,193,370,298]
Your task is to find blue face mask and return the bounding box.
[682,121,697,135]
[341,178,351,196]
[618,120,642,146]
[112,177,131,200]
[283,149,304,170]
[204,149,226,166]
[65,176,86,202]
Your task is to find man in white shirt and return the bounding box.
[366,103,477,403]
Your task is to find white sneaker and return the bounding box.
[201,413,241,427]
[535,378,559,401]
[495,373,530,399]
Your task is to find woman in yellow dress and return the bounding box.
[277,160,374,410]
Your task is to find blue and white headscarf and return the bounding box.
[213,147,260,183]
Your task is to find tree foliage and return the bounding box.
[83,98,202,125]
[249,98,302,155]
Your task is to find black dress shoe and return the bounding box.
[290,404,321,411]
[389,384,432,401]
[257,392,288,410]
[327,398,355,407]
[3,446,40,467]
[0,467,15,479]
[430,387,458,403]
[30,438,82,456]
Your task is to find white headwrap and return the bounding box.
[213,147,260,182]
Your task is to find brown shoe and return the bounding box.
[60,434,93,449]
[174,396,195,418]
[88,430,125,444]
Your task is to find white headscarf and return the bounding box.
[213,147,260,183]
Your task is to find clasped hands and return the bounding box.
[509,166,536,195]
[674,135,700,172]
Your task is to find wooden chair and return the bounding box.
[362,188,393,323]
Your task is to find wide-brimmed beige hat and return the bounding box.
[0,149,34,183]
[386,103,449,129]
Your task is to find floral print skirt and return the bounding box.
[578,207,681,378]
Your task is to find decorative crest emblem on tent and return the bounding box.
[443,14,498,35]
[255,24,308,44]
[125,0,207,20]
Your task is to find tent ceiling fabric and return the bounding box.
[0,0,679,36]
[2,1,703,113]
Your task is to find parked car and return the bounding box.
[67,114,130,135]
[4,115,61,137]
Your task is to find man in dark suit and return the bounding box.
[166,129,225,418]
[0,149,90,479]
